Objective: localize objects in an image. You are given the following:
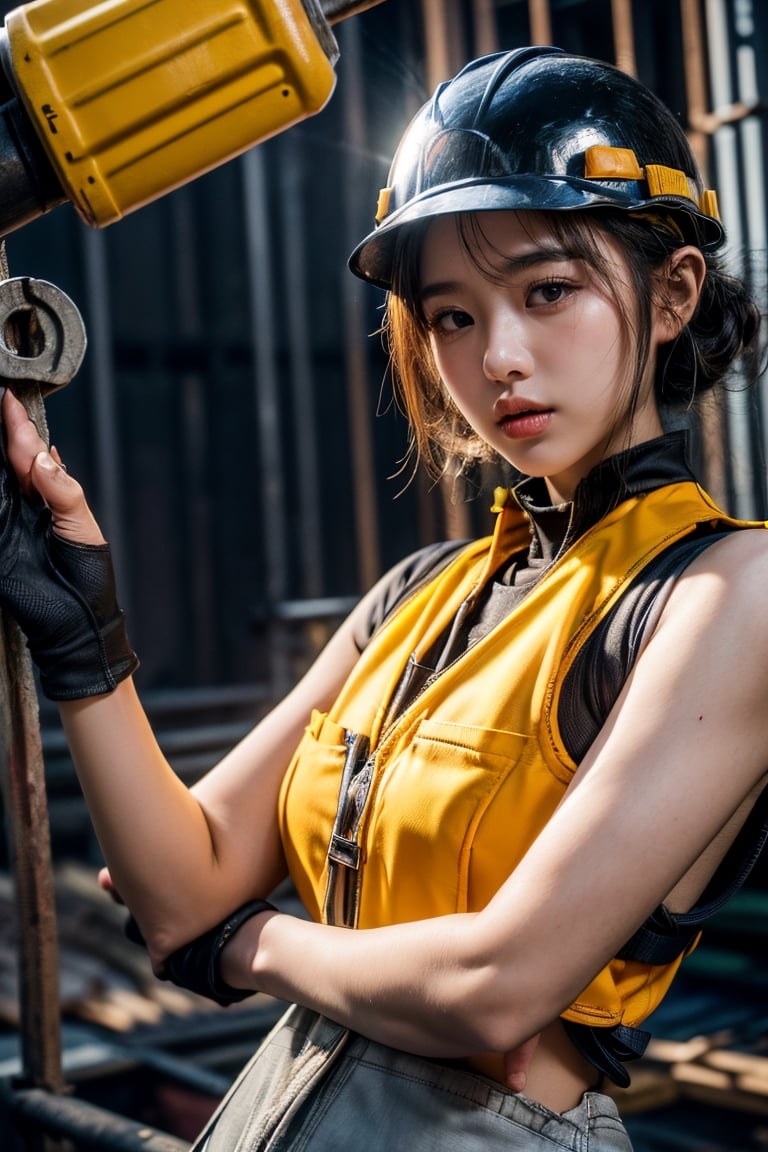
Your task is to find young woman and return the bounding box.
[1,46,767,1152]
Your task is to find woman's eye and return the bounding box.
[429,309,473,335]
[528,280,572,306]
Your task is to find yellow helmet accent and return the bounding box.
[586,146,721,225]
[700,188,721,222]
[645,163,692,200]
[583,145,644,181]
[375,187,393,223]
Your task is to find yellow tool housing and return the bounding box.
[5,0,337,227]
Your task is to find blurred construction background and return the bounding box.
[0,1,766,1149]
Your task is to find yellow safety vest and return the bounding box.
[279,480,760,1035]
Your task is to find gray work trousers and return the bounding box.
[194,1005,634,1152]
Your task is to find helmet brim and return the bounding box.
[349,175,725,289]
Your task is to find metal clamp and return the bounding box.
[0,276,87,394]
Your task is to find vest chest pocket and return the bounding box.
[357,718,564,927]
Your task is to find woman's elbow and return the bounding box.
[446,948,548,1054]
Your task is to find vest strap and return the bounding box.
[562,1019,650,1088]
[616,905,699,965]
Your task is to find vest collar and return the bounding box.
[510,431,696,571]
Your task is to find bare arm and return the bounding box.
[1,389,360,957]
[59,625,359,959]
[219,529,768,1059]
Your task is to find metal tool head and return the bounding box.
[0,277,87,395]
[319,0,387,23]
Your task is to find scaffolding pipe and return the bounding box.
[340,17,382,588]
[611,0,637,76]
[280,136,325,600]
[680,0,712,174]
[421,0,450,84]
[0,619,65,1102]
[171,189,218,681]
[81,229,130,606]
[675,0,729,507]
[420,0,473,541]
[704,0,760,518]
[0,242,66,1152]
[0,1083,190,1152]
[528,0,552,46]
[242,146,294,696]
[472,0,498,56]
[323,0,386,22]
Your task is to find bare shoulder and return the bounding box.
[693,524,768,568]
[645,528,768,692]
[659,526,768,636]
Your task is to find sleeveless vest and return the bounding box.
[278,480,763,1076]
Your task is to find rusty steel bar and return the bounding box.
[1,1083,190,1152]
[472,0,498,56]
[81,229,131,617]
[0,627,63,1096]
[611,0,637,76]
[528,0,552,46]
[678,0,730,509]
[421,0,456,86]
[339,16,382,588]
[0,244,66,1152]
[321,0,386,23]
[0,617,67,1152]
[680,0,711,174]
[279,135,325,601]
[420,0,474,542]
[241,145,295,699]
[678,3,756,148]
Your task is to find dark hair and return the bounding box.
[384,209,761,480]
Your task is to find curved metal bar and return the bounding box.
[321,0,387,24]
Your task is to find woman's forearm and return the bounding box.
[59,679,224,949]
[221,908,549,1059]
[58,616,362,956]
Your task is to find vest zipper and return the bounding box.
[323,729,372,928]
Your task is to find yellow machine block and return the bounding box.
[5,0,337,226]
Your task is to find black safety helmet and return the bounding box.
[349,47,724,289]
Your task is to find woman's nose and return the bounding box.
[482,314,533,383]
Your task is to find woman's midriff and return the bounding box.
[460,1019,601,1113]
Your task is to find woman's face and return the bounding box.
[419,211,666,503]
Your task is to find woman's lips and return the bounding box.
[496,401,553,440]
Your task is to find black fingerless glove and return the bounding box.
[125,899,277,1007]
[0,424,138,700]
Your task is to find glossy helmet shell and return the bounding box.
[349,47,724,288]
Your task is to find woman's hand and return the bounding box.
[2,387,104,544]
[0,387,138,698]
[503,1034,540,1092]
